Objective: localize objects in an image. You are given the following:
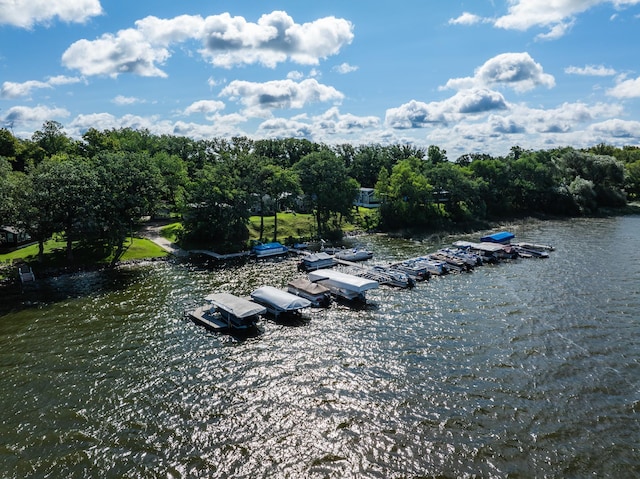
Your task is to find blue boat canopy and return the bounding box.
[253,242,286,251]
[480,231,515,244]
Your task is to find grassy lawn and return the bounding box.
[1,208,379,279]
[248,212,317,242]
[160,222,183,242]
[247,208,379,242]
[0,237,168,279]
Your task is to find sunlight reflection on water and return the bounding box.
[1,216,639,477]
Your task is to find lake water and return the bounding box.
[1,216,639,478]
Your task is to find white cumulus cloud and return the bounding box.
[2,105,70,123]
[61,11,354,77]
[1,75,84,98]
[183,100,226,116]
[449,12,484,25]
[112,95,144,105]
[444,52,555,93]
[385,88,508,129]
[333,63,359,74]
[607,76,640,98]
[62,28,171,78]
[220,78,344,116]
[589,118,640,138]
[0,0,102,28]
[493,0,640,39]
[1,80,51,99]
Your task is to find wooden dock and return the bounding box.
[190,250,250,260]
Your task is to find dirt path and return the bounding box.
[138,220,188,257]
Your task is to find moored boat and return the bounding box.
[298,252,336,271]
[287,277,332,307]
[428,251,469,272]
[187,292,265,332]
[513,244,550,258]
[308,269,378,302]
[333,248,374,262]
[513,241,554,252]
[453,241,511,262]
[388,260,431,281]
[409,256,449,275]
[251,241,289,258]
[251,286,312,318]
[363,266,415,288]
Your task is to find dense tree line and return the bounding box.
[0,121,638,260]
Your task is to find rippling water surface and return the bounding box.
[1,217,639,478]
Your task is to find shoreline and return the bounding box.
[2,206,639,287]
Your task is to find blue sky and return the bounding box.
[1,0,640,158]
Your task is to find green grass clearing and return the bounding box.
[0,237,168,279]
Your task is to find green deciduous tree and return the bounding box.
[0,158,17,227]
[32,121,73,159]
[29,157,98,261]
[424,161,486,222]
[469,156,513,217]
[560,149,626,208]
[625,160,640,200]
[294,149,359,238]
[182,163,250,249]
[93,151,164,262]
[153,151,188,212]
[427,145,447,164]
[376,157,434,229]
[264,164,300,241]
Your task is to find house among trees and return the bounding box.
[355,188,381,208]
[0,226,32,251]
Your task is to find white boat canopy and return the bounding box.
[251,286,311,311]
[308,269,378,292]
[205,292,266,318]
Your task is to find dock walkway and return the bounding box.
[190,250,250,260]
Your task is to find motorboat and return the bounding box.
[452,241,509,263]
[308,269,378,302]
[287,277,332,307]
[251,242,288,258]
[513,241,554,252]
[428,251,469,272]
[441,247,483,267]
[298,252,336,271]
[513,244,550,258]
[187,292,265,331]
[389,259,431,281]
[333,248,374,262]
[362,266,415,288]
[250,286,312,318]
